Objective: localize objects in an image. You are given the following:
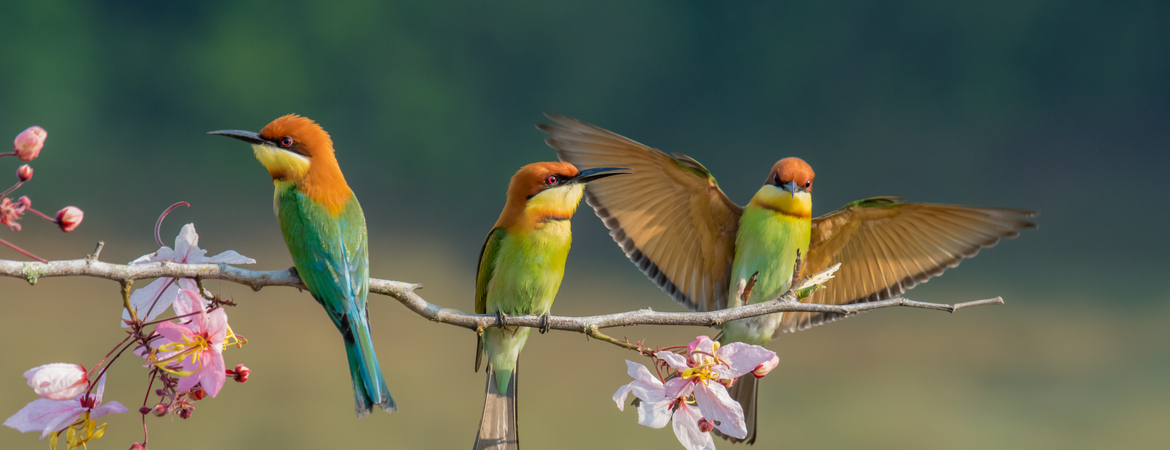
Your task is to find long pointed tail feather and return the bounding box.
[716,375,758,444]
[474,364,519,450]
[344,313,396,417]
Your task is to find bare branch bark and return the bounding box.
[0,257,1003,345]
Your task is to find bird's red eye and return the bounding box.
[546,175,558,185]
[279,137,294,148]
[804,181,812,189]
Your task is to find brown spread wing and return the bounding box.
[540,114,743,312]
[778,198,1036,334]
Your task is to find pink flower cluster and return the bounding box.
[3,364,127,444]
[1,125,85,262]
[614,336,779,450]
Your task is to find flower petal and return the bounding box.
[154,321,195,346]
[672,402,715,450]
[655,351,690,372]
[613,383,634,411]
[172,288,207,318]
[694,382,747,439]
[90,401,128,420]
[664,377,694,400]
[201,347,227,397]
[625,360,663,389]
[635,398,673,429]
[173,224,201,262]
[23,364,88,401]
[2,398,81,438]
[206,308,229,345]
[715,342,777,379]
[205,250,256,265]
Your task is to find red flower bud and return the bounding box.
[752,354,780,379]
[189,388,207,401]
[697,418,715,433]
[151,403,169,417]
[129,443,148,450]
[178,407,193,419]
[138,406,152,415]
[55,206,82,232]
[228,364,251,383]
[16,164,32,182]
[12,126,46,161]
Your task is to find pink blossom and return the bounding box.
[149,299,229,397]
[12,126,46,161]
[23,363,88,401]
[54,206,82,232]
[659,336,776,439]
[614,360,713,450]
[0,196,30,231]
[3,375,127,439]
[122,223,254,325]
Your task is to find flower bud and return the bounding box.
[189,388,207,401]
[228,364,251,383]
[697,418,715,433]
[23,363,88,400]
[178,407,193,419]
[55,206,83,232]
[16,164,32,182]
[151,403,169,417]
[752,354,780,379]
[12,126,46,161]
[138,406,152,415]
[129,443,148,450]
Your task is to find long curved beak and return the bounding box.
[208,130,270,146]
[568,167,632,184]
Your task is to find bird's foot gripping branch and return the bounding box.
[0,203,1002,450]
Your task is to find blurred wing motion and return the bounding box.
[779,198,1036,333]
[541,114,742,312]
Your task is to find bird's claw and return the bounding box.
[496,311,508,329]
[538,313,551,334]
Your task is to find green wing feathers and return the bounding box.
[277,188,394,415]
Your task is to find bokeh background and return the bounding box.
[2,1,1168,449]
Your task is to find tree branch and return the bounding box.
[0,256,1003,348]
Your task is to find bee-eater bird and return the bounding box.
[209,115,395,417]
[473,162,629,450]
[542,114,1035,444]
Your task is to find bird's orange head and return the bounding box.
[494,162,630,230]
[210,114,353,214]
[750,157,815,218]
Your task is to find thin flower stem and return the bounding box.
[141,309,206,327]
[121,281,140,325]
[85,339,137,397]
[25,207,55,223]
[0,236,46,262]
[155,202,189,247]
[0,152,15,158]
[88,333,134,379]
[0,180,23,197]
[140,370,156,446]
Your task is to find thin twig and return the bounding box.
[0,258,1005,348]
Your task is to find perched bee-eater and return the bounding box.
[542,114,1035,444]
[473,162,629,450]
[209,115,394,417]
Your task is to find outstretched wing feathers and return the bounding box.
[780,201,1035,334]
[541,114,742,312]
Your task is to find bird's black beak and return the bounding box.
[567,167,632,185]
[208,130,270,146]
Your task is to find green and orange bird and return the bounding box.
[473,162,629,450]
[542,115,1035,444]
[209,115,394,417]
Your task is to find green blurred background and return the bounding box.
[2,1,1168,448]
